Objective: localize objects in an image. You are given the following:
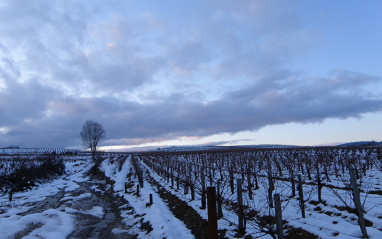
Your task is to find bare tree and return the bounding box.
[80,120,106,159]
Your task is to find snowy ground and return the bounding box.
[0,155,198,239]
[2,153,382,238]
[102,154,382,239]
[100,155,195,239]
[0,158,136,239]
[0,159,90,238]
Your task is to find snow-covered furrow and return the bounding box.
[100,156,195,239]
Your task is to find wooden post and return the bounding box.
[184,181,189,195]
[136,184,140,198]
[207,187,218,239]
[291,172,295,197]
[201,170,206,209]
[247,167,253,200]
[9,190,13,202]
[149,194,153,205]
[217,180,223,219]
[191,184,195,201]
[298,174,305,218]
[316,162,323,203]
[237,179,244,231]
[274,194,283,239]
[350,166,368,238]
[268,162,274,208]
[188,168,192,194]
[171,167,174,187]
[254,172,259,190]
[125,182,128,193]
[209,167,213,186]
[230,165,235,194]
[139,169,144,188]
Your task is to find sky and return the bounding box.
[0,0,382,151]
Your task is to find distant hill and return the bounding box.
[338,141,382,147]
[155,144,299,152]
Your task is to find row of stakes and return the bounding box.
[125,183,153,207]
[121,167,367,239]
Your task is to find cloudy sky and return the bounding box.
[1,0,382,150]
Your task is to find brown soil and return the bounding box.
[285,227,319,239]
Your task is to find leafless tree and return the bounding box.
[80,120,106,160]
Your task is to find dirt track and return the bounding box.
[9,169,136,239]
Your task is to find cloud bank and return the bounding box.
[0,0,381,148]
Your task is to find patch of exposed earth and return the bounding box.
[64,181,135,239]
[3,167,137,238]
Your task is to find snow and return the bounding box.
[0,208,74,239]
[112,228,130,234]
[2,150,382,238]
[0,158,91,238]
[60,193,92,202]
[64,206,105,219]
[0,155,195,238]
[100,156,195,239]
[85,206,105,219]
[133,153,382,239]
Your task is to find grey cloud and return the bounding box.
[0,81,57,125]
[123,71,382,139]
[0,0,163,96]
[1,70,380,148]
[77,71,382,146]
[85,48,162,91]
[0,1,381,149]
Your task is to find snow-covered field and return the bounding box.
[1,147,382,238]
[100,155,195,238]
[0,158,92,238]
[135,148,382,238]
[0,148,79,155]
[0,155,196,238]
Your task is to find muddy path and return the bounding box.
[8,164,137,239]
[65,180,135,239]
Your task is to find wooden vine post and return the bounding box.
[316,161,323,203]
[217,180,223,219]
[237,179,244,231]
[298,174,305,218]
[291,172,295,197]
[171,165,175,183]
[247,167,253,200]
[201,168,206,209]
[230,165,235,194]
[268,161,274,208]
[207,187,218,239]
[184,180,189,195]
[350,166,368,238]
[274,193,283,239]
